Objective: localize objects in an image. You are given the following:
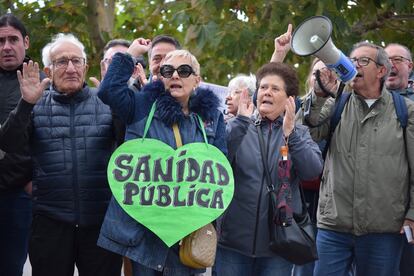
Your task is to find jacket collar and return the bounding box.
[50,83,90,104]
[142,80,221,126]
[254,112,283,128]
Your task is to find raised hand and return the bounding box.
[271,24,293,63]
[132,63,148,87]
[127,38,152,58]
[237,89,254,117]
[283,96,296,137]
[17,61,50,104]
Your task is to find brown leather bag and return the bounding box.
[172,123,217,269]
[179,222,217,269]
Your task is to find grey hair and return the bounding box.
[227,74,256,97]
[162,49,200,75]
[385,43,412,61]
[351,41,391,85]
[42,33,87,67]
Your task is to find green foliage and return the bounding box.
[2,0,413,93]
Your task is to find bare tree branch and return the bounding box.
[350,11,394,35]
[386,20,414,36]
[388,14,414,21]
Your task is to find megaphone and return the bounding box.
[291,16,356,83]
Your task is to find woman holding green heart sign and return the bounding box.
[96,42,228,276]
[215,62,323,275]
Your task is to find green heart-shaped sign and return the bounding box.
[107,138,234,247]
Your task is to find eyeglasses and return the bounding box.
[350,57,379,67]
[160,64,195,78]
[389,56,411,64]
[52,57,85,69]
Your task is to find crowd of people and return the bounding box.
[0,12,413,276]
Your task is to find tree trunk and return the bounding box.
[86,0,115,59]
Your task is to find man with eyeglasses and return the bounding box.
[0,33,122,276]
[385,43,413,99]
[305,42,414,276]
[384,43,414,276]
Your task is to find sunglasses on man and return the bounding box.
[160,64,195,78]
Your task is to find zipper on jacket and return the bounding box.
[70,102,81,225]
[252,172,266,256]
[252,121,273,256]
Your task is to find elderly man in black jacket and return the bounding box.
[1,33,122,276]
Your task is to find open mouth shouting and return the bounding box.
[261,99,273,106]
[388,70,398,80]
[355,72,363,79]
[169,83,183,92]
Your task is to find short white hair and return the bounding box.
[42,33,87,67]
[227,74,256,96]
[163,49,200,76]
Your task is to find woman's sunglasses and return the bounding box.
[160,64,195,78]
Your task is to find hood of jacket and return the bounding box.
[141,80,221,126]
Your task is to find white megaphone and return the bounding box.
[291,16,356,83]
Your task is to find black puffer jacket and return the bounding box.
[2,86,117,226]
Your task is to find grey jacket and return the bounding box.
[307,88,414,235]
[218,114,323,257]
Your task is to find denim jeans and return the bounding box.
[292,255,355,276]
[213,247,293,276]
[292,261,315,276]
[314,228,404,276]
[131,244,204,276]
[0,189,32,276]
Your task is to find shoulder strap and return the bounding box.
[390,91,408,168]
[322,92,351,159]
[256,124,275,191]
[172,123,183,148]
[329,92,352,133]
[391,91,408,129]
[256,124,310,218]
